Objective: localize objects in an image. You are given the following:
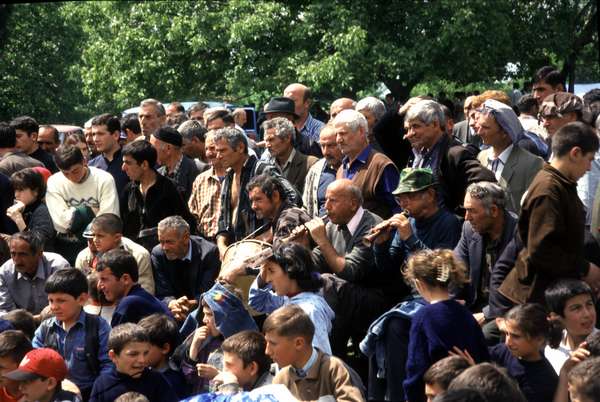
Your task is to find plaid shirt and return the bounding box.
[189,167,222,239]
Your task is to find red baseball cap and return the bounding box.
[4,348,68,382]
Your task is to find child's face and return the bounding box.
[223,351,256,389]
[264,331,301,368]
[48,292,85,324]
[145,343,168,368]
[18,377,53,402]
[110,341,150,378]
[202,305,220,337]
[93,229,121,253]
[562,294,596,338]
[504,319,543,361]
[0,356,19,390]
[264,261,295,297]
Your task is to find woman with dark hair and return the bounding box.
[248,242,334,354]
[7,168,55,249]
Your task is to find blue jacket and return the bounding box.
[90,367,177,402]
[454,211,518,314]
[111,284,172,327]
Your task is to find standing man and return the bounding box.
[150,126,199,201]
[120,114,144,144]
[283,83,325,146]
[303,124,343,217]
[329,98,356,121]
[0,123,43,176]
[138,98,166,138]
[334,109,399,219]
[263,117,317,194]
[532,66,565,106]
[37,125,61,155]
[178,119,208,172]
[9,117,58,173]
[120,140,195,251]
[500,122,599,304]
[90,113,130,194]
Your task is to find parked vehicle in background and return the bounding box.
[50,124,83,144]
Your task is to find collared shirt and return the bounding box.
[299,114,325,143]
[189,166,222,239]
[0,252,70,314]
[183,240,192,261]
[411,136,445,170]
[157,154,200,202]
[346,207,365,237]
[317,162,338,216]
[32,310,113,391]
[270,148,296,177]
[486,144,513,181]
[88,148,129,194]
[295,348,318,377]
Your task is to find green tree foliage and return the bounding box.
[0,1,597,122]
[0,3,87,123]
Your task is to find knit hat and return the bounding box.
[4,348,68,382]
[480,99,524,143]
[202,282,258,338]
[153,126,183,147]
[393,168,436,195]
[539,92,583,118]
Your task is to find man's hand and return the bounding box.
[197,363,219,379]
[305,218,327,245]
[388,213,412,241]
[168,296,197,321]
[473,312,486,326]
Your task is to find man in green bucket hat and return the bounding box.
[371,167,462,300]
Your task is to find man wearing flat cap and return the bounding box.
[373,168,461,289]
[150,126,200,201]
[475,99,544,214]
[539,92,584,146]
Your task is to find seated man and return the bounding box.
[373,168,461,288]
[96,249,171,327]
[46,145,119,263]
[120,140,196,251]
[262,117,317,194]
[75,213,155,295]
[151,216,220,321]
[454,182,518,340]
[265,305,364,402]
[0,232,69,318]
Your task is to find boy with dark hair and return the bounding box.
[0,330,33,402]
[447,363,526,402]
[89,323,177,402]
[567,357,600,402]
[96,249,171,326]
[4,348,79,402]
[2,310,35,341]
[137,314,186,399]
[32,268,112,400]
[264,304,364,402]
[500,122,600,305]
[423,356,471,401]
[213,330,273,394]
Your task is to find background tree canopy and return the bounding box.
[0,0,597,124]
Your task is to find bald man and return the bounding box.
[329,98,356,121]
[305,178,388,357]
[284,83,325,144]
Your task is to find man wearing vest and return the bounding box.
[333,109,400,220]
[32,268,113,401]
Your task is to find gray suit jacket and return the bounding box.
[285,151,317,195]
[478,146,543,214]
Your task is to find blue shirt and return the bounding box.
[317,163,337,216]
[32,310,113,391]
[299,113,325,143]
[248,278,335,355]
[111,284,172,327]
[342,145,401,215]
[89,148,129,194]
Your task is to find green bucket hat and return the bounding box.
[392,168,436,195]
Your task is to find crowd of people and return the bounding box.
[0,65,598,402]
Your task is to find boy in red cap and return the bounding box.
[4,348,79,402]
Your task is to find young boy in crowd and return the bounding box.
[212,330,273,394]
[423,356,471,402]
[567,357,600,402]
[264,304,364,402]
[89,323,177,402]
[32,268,112,400]
[4,348,80,402]
[138,314,187,399]
[0,330,33,402]
[2,310,35,341]
[175,282,257,395]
